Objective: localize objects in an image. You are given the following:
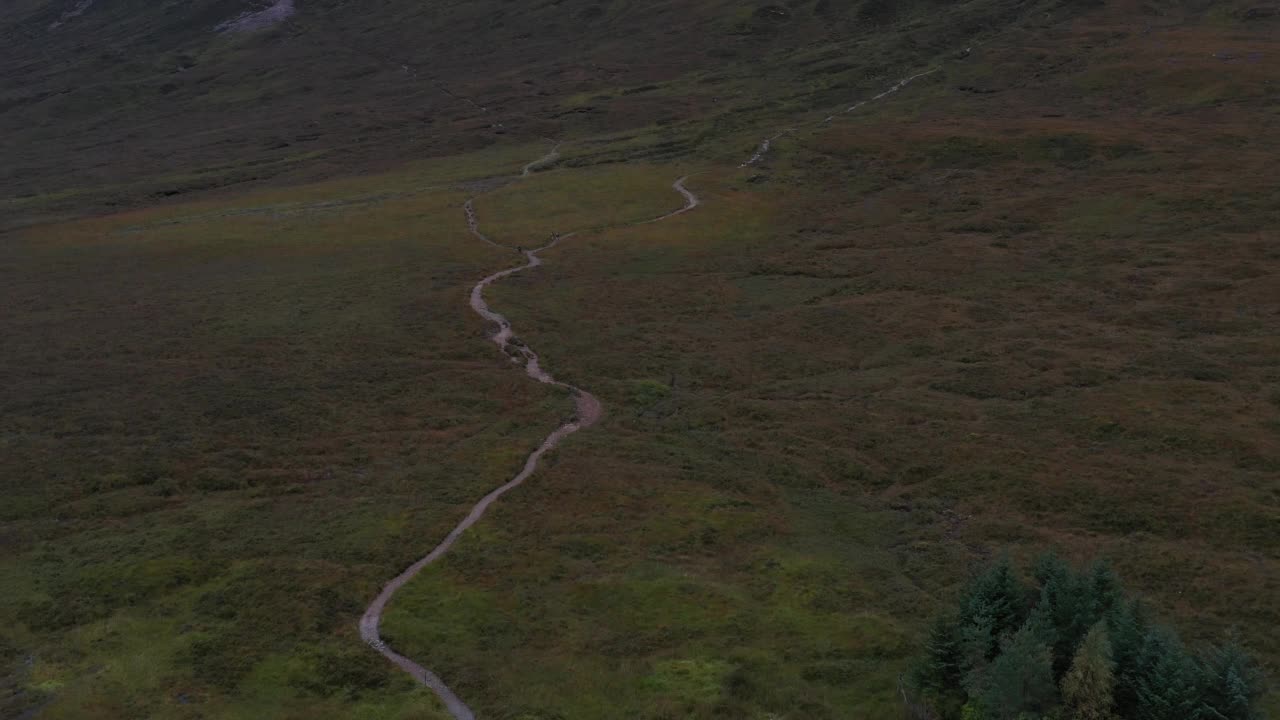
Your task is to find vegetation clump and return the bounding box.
[910,555,1267,720]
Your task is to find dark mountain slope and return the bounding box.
[3,0,1072,225]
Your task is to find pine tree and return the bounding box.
[1107,598,1149,717]
[1085,560,1123,618]
[955,555,1030,709]
[1042,568,1086,675]
[975,619,1058,720]
[1033,552,1072,590]
[1022,602,1059,650]
[962,605,999,698]
[960,556,1028,642]
[1032,551,1095,679]
[913,613,965,697]
[1135,625,1200,720]
[914,557,1265,720]
[1062,621,1118,720]
[1196,639,1263,720]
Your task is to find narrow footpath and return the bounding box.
[359,157,698,719]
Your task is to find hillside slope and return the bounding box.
[2,0,1277,718]
[3,0,1066,226]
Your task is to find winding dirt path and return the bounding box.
[360,159,697,719]
[741,130,794,168]
[522,142,562,177]
[644,176,700,223]
[742,68,940,167]
[463,199,507,250]
[358,60,942,720]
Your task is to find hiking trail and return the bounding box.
[359,155,698,720]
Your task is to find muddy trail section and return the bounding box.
[360,151,698,720]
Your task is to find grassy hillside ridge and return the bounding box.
[3,0,1078,228]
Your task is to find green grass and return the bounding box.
[0,175,566,718]
[3,0,1279,717]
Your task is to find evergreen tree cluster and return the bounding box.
[910,554,1266,720]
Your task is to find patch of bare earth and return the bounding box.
[217,0,295,33]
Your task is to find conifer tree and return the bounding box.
[1033,552,1090,678]
[913,613,965,698]
[1022,602,1059,650]
[1086,560,1123,618]
[960,556,1027,643]
[1107,598,1149,718]
[1033,552,1072,590]
[962,606,999,698]
[1135,626,1200,720]
[911,557,1265,720]
[1197,640,1264,720]
[1062,621,1118,720]
[975,620,1057,720]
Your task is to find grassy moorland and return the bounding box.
[385,4,1279,718]
[2,0,1277,718]
[0,144,575,719]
